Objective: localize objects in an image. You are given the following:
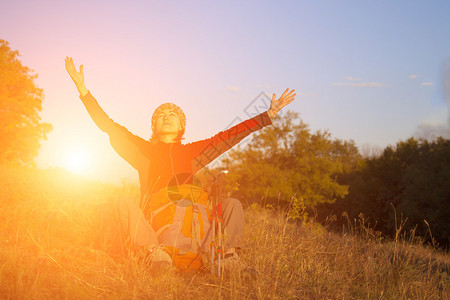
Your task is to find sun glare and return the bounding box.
[64,149,89,175]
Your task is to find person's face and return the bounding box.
[154,108,182,136]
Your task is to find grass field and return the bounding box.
[0,166,448,299]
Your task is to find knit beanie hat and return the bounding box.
[151,103,186,139]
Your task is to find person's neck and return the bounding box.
[158,134,178,144]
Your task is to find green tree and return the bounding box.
[0,40,52,165]
[339,137,450,248]
[221,111,360,208]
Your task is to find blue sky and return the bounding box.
[1,0,449,182]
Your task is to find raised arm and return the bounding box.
[190,88,296,172]
[64,56,114,132]
[189,111,272,173]
[267,88,296,118]
[64,57,148,170]
[65,57,88,97]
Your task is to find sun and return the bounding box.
[63,148,90,175]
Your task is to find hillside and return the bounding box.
[0,166,448,299]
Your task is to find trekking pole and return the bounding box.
[210,191,216,274]
[209,170,228,276]
[217,200,223,276]
[216,170,227,277]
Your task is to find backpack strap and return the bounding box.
[191,205,201,250]
[156,224,171,237]
[149,201,176,224]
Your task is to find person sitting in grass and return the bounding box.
[65,56,296,272]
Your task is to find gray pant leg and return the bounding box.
[221,198,244,249]
[115,196,159,247]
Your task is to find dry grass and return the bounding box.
[0,166,448,299]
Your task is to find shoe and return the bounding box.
[146,245,173,274]
[222,251,241,269]
[215,252,258,279]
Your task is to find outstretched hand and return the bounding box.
[267,88,296,118]
[65,57,88,96]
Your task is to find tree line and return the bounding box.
[0,39,51,166]
[328,137,450,248]
[215,112,450,249]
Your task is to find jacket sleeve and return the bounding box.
[189,111,272,172]
[79,92,148,170]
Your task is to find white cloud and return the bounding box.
[420,82,433,86]
[408,75,417,79]
[351,82,384,87]
[226,86,240,92]
[333,76,384,87]
[297,92,318,97]
[345,77,362,81]
[332,82,384,87]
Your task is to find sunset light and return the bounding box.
[63,148,90,175]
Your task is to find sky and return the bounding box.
[1,0,449,183]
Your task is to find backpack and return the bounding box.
[144,184,212,271]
